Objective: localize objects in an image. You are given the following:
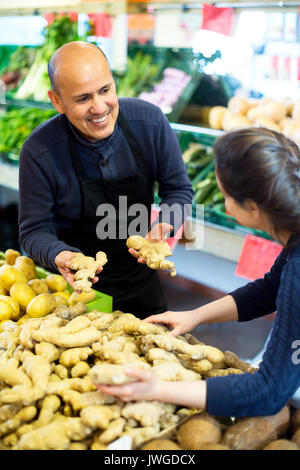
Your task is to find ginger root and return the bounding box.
[121,401,165,427]
[89,362,150,386]
[126,235,176,277]
[70,251,108,292]
[15,416,91,450]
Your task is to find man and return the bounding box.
[18,41,193,318]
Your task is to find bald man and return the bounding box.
[18,41,193,318]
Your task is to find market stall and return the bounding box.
[0,0,299,452]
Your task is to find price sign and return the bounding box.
[235,234,283,281]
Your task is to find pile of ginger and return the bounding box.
[0,305,254,450]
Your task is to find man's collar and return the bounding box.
[67,117,117,149]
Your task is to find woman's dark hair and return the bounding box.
[213,127,300,245]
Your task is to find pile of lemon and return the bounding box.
[0,249,95,330]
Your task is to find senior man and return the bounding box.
[18,41,193,318]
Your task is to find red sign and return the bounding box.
[201,3,234,37]
[235,234,283,281]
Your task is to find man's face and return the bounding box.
[49,52,119,142]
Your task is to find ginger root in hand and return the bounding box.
[126,235,176,277]
[70,251,108,292]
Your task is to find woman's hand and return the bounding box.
[128,223,173,265]
[95,366,208,410]
[54,250,102,292]
[95,367,163,402]
[144,310,200,337]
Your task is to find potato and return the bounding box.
[45,274,68,292]
[68,290,96,306]
[222,407,290,450]
[208,106,227,130]
[227,97,251,116]
[10,282,36,310]
[0,280,6,295]
[17,313,31,326]
[197,443,230,450]
[291,429,300,448]
[253,116,281,132]
[0,265,27,290]
[28,278,49,295]
[0,295,20,320]
[26,293,56,318]
[53,291,69,301]
[54,293,68,306]
[291,408,300,432]
[141,439,181,450]
[177,413,222,450]
[4,248,20,265]
[0,299,13,322]
[14,256,37,281]
[264,439,299,450]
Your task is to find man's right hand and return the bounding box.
[54,251,79,288]
[55,251,103,291]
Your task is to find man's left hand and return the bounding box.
[128,223,173,264]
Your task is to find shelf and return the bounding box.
[0,0,127,15]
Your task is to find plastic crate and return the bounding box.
[0,252,113,313]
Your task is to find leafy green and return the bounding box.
[0,107,56,155]
[15,15,81,102]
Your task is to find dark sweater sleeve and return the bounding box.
[154,113,194,234]
[18,145,81,271]
[206,255,300,418]
[229,248,287,322]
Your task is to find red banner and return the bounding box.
[201,3,234,36]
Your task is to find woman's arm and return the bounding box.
[145,295,239,336]
[96,367,207,410]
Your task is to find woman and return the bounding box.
[95,127,300,417]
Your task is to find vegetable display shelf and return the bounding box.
[0,251,113,313]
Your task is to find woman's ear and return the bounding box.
[244,200,260,219]
[48,90,64,114]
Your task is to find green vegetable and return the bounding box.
[0,107,56,156]
[114,51,160,97]
[15,15,82,102]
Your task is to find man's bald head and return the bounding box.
[48,41,109,93]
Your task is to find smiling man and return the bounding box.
[18,41,193,318]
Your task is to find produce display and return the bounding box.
[138,67,191,114]
[114,51,160,98]
[0,47,36,92]
[0,107,56,157]
[182,142,224,210]
[0,247,299,450]
[208,96,300,146]
[0,249,96,327]
[141,406,300,450]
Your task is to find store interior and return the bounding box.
[0,0,292,362]
[0,0,299,452]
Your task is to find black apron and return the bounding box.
[57,111,167,319]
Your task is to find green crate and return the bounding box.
[0,252,113,313]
